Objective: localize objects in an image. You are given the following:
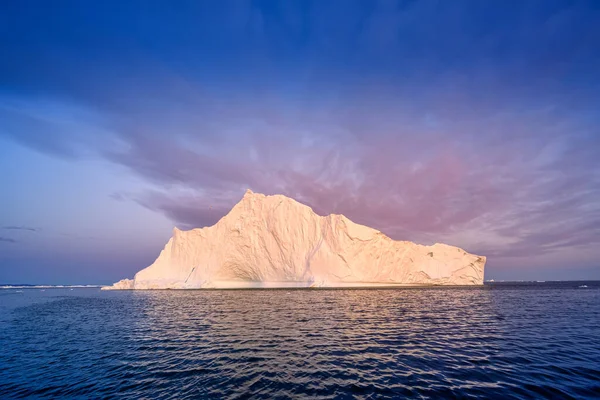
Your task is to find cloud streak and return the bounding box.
[3,226,37,232]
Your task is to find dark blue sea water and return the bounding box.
[1,282,599,399]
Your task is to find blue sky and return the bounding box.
[1,0,599,284]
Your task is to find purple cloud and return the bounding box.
[92,82,598,270]
[3,72,599,270]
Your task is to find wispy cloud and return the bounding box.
[2,226,37,232]
[100,89,599,265]
[0,237,17,243]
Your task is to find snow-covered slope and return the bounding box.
[103,190,485,289]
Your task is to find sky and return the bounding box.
[1,0,599,284]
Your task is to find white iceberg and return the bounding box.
[103,190,486,290]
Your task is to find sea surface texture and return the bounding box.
[1,282,599,399]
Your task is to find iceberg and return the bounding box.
[103,190,485,290]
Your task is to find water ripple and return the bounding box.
[0,283,599,399]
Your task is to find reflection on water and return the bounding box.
[0,283,599,398]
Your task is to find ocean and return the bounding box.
[1,282,599,399]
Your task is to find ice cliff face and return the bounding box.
[103,190,485,289]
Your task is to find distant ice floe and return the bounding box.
[0,285,101,289]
